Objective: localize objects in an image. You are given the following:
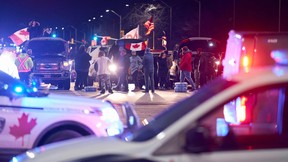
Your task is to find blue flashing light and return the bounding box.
[32,87,38,92]
[52,34,57,38]
[93,36,97,41]
[14,86,24,93]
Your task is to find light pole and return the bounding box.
[70,25,77,42]
[61,27,65,40]
[194,0,201,37]
[159,0,172,47]
[106,9,122,38]
[278,0,281,32]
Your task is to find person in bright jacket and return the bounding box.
[179,46,196,90]
[94,51,113,94]
[15,49,33,85]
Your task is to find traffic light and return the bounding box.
[52,34,57,38]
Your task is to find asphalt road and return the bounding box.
[55,83,194,122]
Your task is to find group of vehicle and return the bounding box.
[2,30,288,161]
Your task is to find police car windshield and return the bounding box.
[125,77,237,142]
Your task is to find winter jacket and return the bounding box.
[143,51,154,72]
[15,53,33,72]
[130,55,142,74]
[75,51,92,72]
[179,51,192,72]
[94,56,111,75]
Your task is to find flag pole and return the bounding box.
[152,31,155,49]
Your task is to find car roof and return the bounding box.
[226,65,288,84]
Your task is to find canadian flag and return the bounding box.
[125,42,147,51]
[121,25,139,39]
[9,28,30,46]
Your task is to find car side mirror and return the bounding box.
[184,125,210,153]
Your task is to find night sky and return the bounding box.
[1,0,287,50]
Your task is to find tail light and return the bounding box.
[240,55,251,73]
[236,96,247,122]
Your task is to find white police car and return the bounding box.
[11,50,288,162]
[0,70,137,158]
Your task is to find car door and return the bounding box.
[154,84,288,162]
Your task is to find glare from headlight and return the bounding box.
[215,60,220,65]
[109,63,117,73]
[63,61,69,67]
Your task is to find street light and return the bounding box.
[106,9,122,38]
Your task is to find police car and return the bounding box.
[0,70,136,158]
[11,49,288,162]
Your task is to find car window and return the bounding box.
[197,85,288,151]
[126,78,237,142]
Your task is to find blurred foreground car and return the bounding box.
[0,70,137,158]
[12,49,288,162]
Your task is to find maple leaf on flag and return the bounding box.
[9,28,30,46]
[19,30,29,36]
[132,44,140,49]
[125,42,147,51]
[10,113,37,146]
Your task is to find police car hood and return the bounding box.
[7,93,114,111]
[15,136,151,162]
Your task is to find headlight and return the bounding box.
[215,60,220,65]
[62,61,70,70]
[63,61,69,67]
[108,63,117,73]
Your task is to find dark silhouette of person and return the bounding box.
[27,20,42,39]
[114,47,130,92]
[74,45,92,90]
[142,48,155,93]
[157,52,170,90]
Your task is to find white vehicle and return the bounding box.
[0,70,137,158]
[12,49,288,162]
[222,30,288,77]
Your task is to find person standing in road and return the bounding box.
[179,46,196,91]
[114,47,130,92]
[129,50,143,91]
[74,45,92,90]
[157,51,169,90]
[142,48,155,93]
[15,49,33,85]
[94,51,113,94]
[193,48,202,89]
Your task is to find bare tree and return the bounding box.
[123,3,169,41]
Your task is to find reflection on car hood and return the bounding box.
[15,136,145,162]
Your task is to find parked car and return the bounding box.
[12,49,288,162]
[0,70,138,159]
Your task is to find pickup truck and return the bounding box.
[25,37,71,90]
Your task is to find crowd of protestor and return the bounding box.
[72,42,218,94]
